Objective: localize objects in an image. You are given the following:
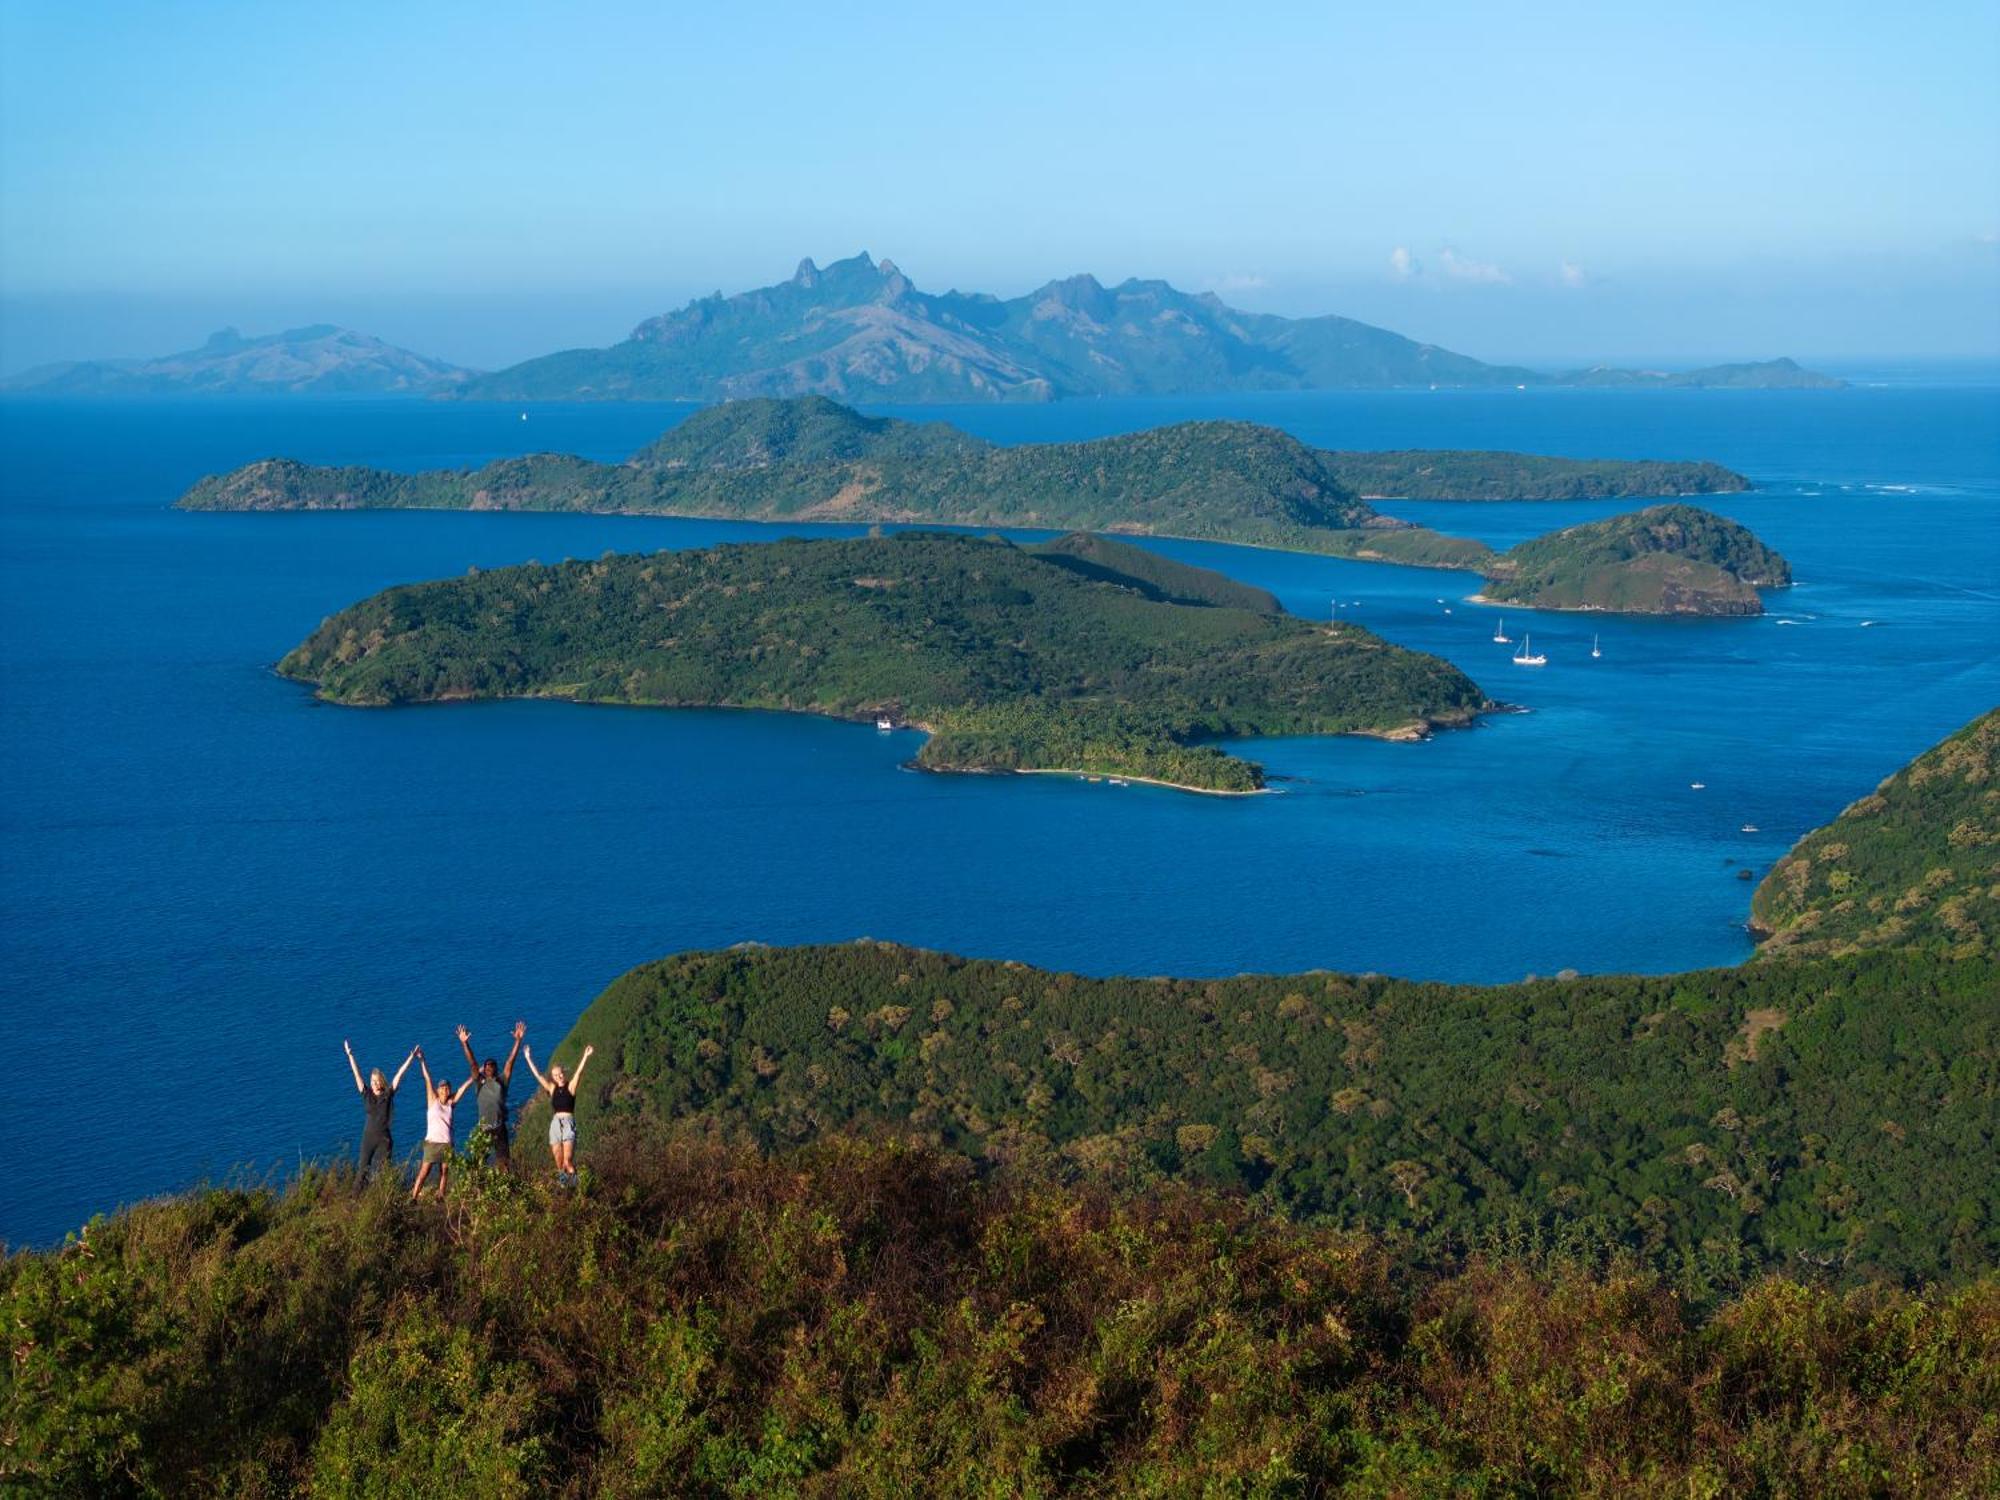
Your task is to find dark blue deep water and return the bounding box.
[3,382,1996,1243]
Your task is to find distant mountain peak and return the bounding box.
[3,323,471,397]
[453,256,1844,405]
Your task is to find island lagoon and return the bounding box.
[2,378,1995,1244]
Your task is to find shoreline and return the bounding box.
[285,675,1474,794]
[1465,590,1767,618]
[1008,767,1270,797]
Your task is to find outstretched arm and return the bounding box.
[452,1073,476,1103]
[391,1047,417,1091]
[501,1021,525,1085]
[520,1045,551,1093]
[343,1040,364,1093]
[570,1043,598,1090]
[416,1049,433,1094]
[457,1024,477,1078]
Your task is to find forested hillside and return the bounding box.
[554,941,1998,1296]
[1324,449,1749,500]
[1755,707,1998,958]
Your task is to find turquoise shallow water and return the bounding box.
[2,383,1996,1243]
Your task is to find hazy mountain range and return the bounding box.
[3,255,1844,401]
[0,324,472,397]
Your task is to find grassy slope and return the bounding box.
[1755,707,1999,959]
[276,531,1488,792]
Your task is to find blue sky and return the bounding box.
[2,1,1995,371]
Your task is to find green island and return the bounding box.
[1477,504,1794,615]
[277,530,1488,793]
[179,396,1787,616]
[1754,707,1998,958]
[9,712,1997,1495]
[1323,448,1749,501]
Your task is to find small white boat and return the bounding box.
[1591,634,1601,659]
[1493,618,1511,644]
[520,412,528,421]
[1691,782,1706,790]
[1741,823,1759,833]
[875,715,894,731]
[1108,778,1129,787]
[1512,634,1547,667]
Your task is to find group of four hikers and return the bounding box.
[341,1021,598,1199]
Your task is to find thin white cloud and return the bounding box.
[1388,246,1418,281]
[1559,259,1588,288]
[1209,272,1269,294]
[1437,248,1510,285]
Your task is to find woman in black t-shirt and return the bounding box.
[522,1042,598,1187]
[343,1039,417,1182]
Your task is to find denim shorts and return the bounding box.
[550,1113,576,1145]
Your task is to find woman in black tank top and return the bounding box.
[523,1042,598,1187]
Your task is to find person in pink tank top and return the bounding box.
[409,1045,474,1202]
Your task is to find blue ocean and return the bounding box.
[3,378,1996,1245]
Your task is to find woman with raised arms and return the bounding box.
[342,1039,417,1183]
[409,1045,475,1202]
[521,1040,597,1186]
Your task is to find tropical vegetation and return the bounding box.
[277,530,1488,791]
[1479,503,1792,615]
[7,1137,1995,1497]
[1755,706,1998,958]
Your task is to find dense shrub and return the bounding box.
[4,1133,1995,1496]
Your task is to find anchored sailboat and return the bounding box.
[1493,617,1511,644]
[1512,633,1547,667]
[1591,633,1601,659]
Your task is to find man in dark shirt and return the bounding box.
[458,1020,525,1169]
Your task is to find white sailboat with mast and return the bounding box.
[1512,632,1547,667]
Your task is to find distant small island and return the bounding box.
[278,530,1490,792]
[0,325,470,397]
[1477,504,1793,615]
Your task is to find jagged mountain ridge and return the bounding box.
[459,252,1840,403]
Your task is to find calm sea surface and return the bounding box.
[3,380,1996,1243]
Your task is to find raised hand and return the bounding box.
[456,1024,470,1044]
[582,1044,595,1059]
[514,1020,527,1040]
